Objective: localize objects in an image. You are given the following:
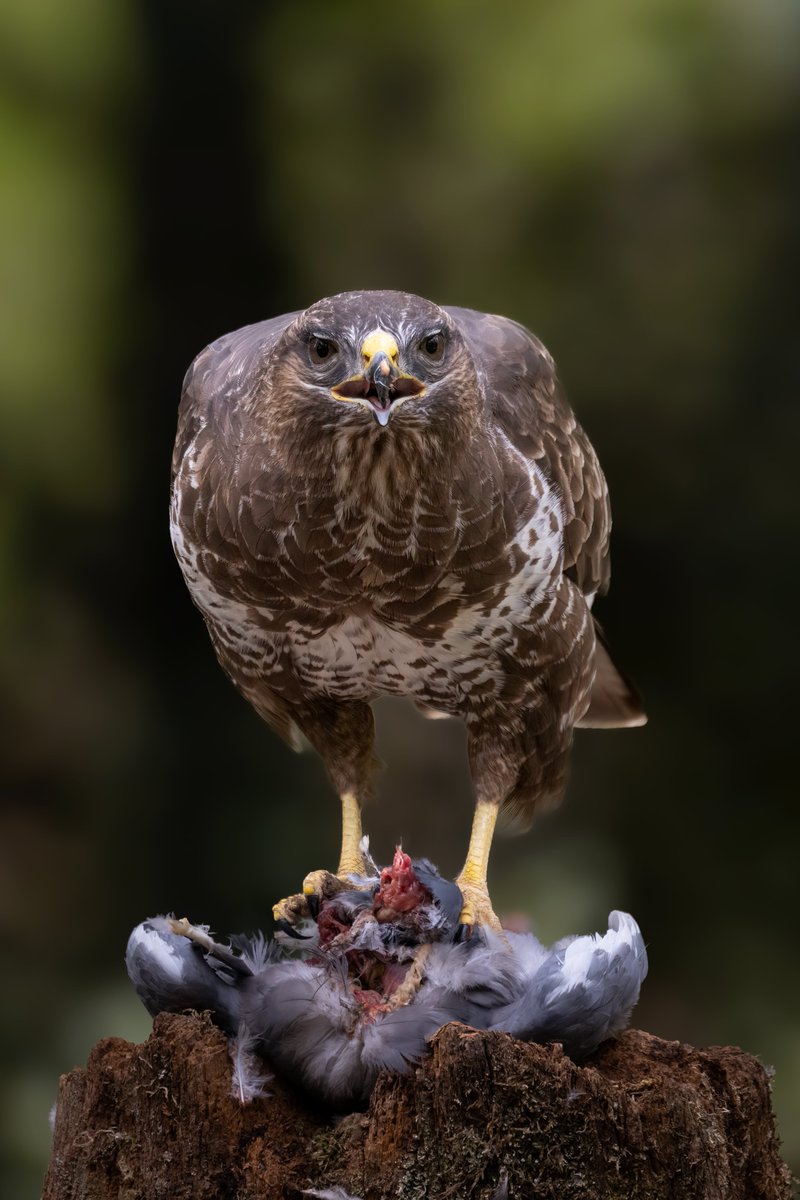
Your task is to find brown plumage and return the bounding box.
[170,290,645,928]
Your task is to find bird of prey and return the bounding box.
[170,290,645,931]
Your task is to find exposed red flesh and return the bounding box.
[308,850,432,1021]
[374,847,429,920]
[352,988,392,1020]
[382,960,411,997]
[316,904,351,947]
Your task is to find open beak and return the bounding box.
[331,330,424,426]
[363,347,397,425]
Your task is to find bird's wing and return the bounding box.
[444,306,610,600]
[172,312,300,477]
[445,306,645,729]
[489,911,648,1059]
[172,312,304,747]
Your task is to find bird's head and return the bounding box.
[267,291,482,441]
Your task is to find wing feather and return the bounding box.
[444,306,610,599]
[445,306,645,729]
[172,312,300,476]
[171,312,302,748]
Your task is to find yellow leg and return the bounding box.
[336,790,365,877]
[273,790,366,926]
[454,799,503,929]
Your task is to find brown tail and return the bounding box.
[577,623,647,729]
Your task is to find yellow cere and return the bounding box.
[360,329,399,367]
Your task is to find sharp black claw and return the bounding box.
[274,918,311,940]
[455,923,473,944]
[306,893,320,920]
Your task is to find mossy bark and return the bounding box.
[43,1012,792,1200]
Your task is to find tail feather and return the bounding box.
[577,624,647,729]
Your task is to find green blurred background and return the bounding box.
[2,0,798,1194]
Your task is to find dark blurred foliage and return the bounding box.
[1,1,799,1193]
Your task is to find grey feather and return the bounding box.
[303,1190,364,1200]
[229,1020,271,1104]
[239,958,451,1107]
[489,910,648,1058]
[411,857,463,930]
[229,930,277,975]
[125,918,241,1032]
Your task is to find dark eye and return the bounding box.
[420,331,445,361]
[309,337,338,365]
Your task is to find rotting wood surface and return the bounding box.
[43,1012,793,1200]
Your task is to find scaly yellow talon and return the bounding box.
[272,893,312,925]
[274,790,369,930]
[455,798,504,930]
[454,879,503,931]
[274,867,366,930]
[302,868,335,897]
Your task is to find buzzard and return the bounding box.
[170,290,644,931]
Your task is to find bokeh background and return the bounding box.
[2,0,799,1194]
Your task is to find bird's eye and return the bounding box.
[309,337,338,365]
[419,332,445,361]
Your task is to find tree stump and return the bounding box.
[43,1012,792,1200]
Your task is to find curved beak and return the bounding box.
[331,329,424,426]
[363,349,399,425]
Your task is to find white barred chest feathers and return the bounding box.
[173,476,570,716]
